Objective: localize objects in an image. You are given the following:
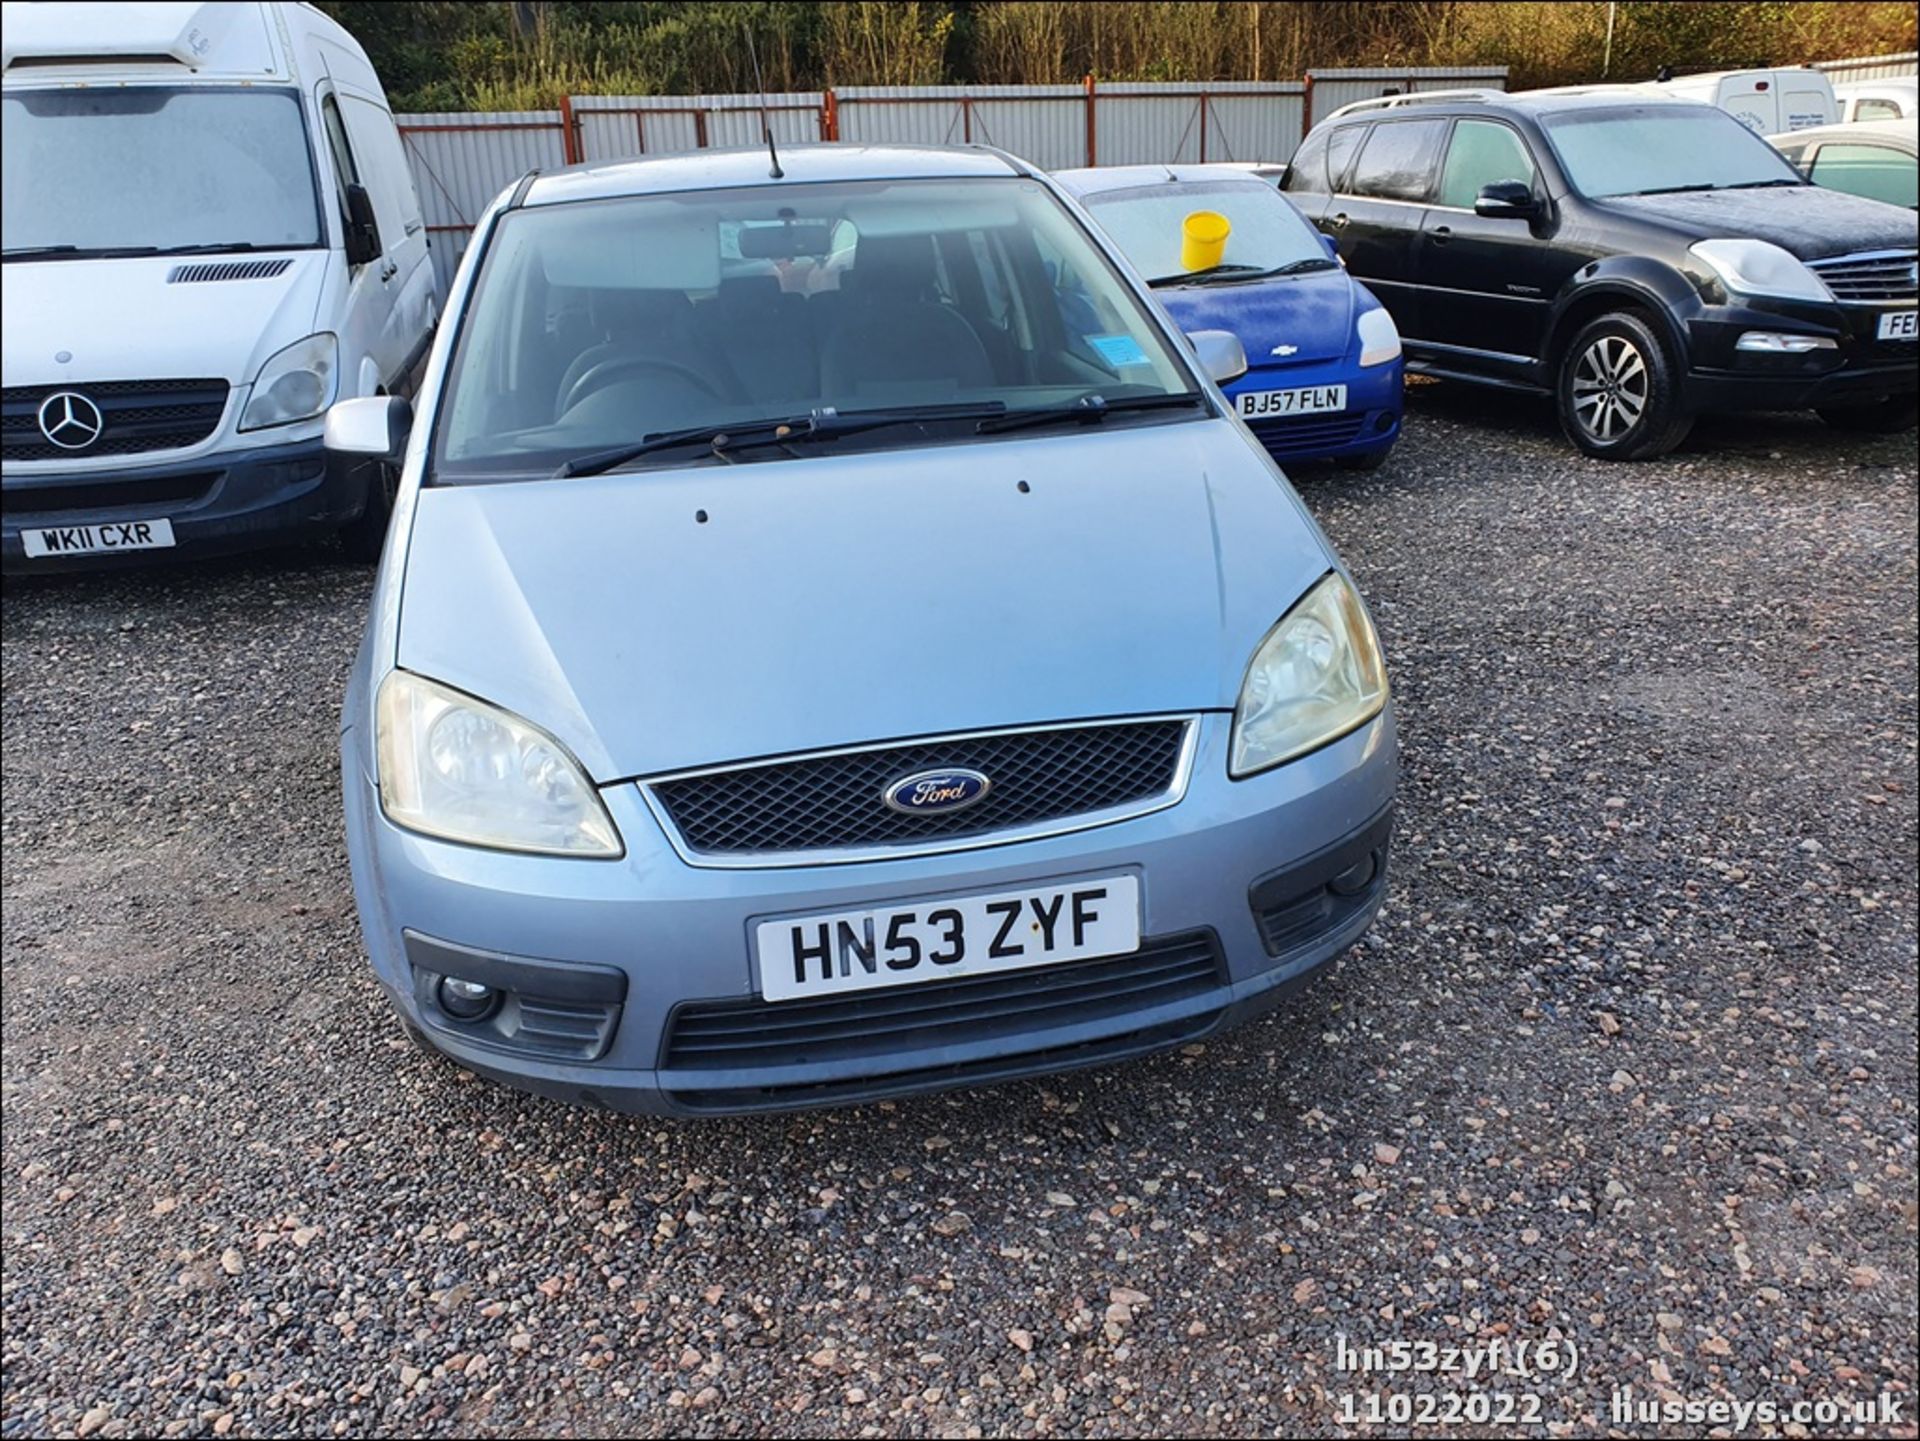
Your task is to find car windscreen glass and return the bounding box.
[1081,179,1330,283]
[1540,105,1805,198]
[1809,142,1918,209]
[1,87,323,255]
[433,177,1200,478]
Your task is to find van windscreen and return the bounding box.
[1,87,322,258]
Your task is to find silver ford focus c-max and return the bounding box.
[331,143,1398,1115]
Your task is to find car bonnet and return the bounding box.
[1152,268,1361,369]
[394,418,1336,781]
[1596,183,1920,259]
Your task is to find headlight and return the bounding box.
[240,332,338,431]
[375,671,622,857]
[1689,239,1831,304]
[1230,572,1388,778]
[1356,306,1401,367]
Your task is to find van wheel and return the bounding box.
[1817,396,1918,434]
[1556,312,1692,461]
[338,457,397,563]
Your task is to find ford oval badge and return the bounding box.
[882,767,991,816]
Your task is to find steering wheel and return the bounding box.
[560,355,723,418]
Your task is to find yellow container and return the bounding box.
[1181,210,1232,272]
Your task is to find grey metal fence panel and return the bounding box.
[396,110,566,295]
[971,92,1087,170]
[574,93,825,162]
[1305,66,1508,128]
[1814,51,1918,84]
[1094,82,1305,167]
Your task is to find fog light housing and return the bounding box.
[1735,331,1837,354]
[437,975,499,1022]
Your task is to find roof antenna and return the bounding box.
[745,26,784,179]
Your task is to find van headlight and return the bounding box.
[1356,307,1401,366]
[1230,572,1388,777]
[1690,239,1831,304]
[375,671,623,857]
[240,333,338,430]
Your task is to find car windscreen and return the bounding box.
[1539,105,1806,199]
[1,87,323,256]
[1080,179,1330,282]
[432,176,1200,478]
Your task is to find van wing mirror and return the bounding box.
[344,183,383,267]
[1185,329,1249,385]
[1473,180,1540,219]
[324,395,411,462]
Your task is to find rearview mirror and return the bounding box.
[1474,180,1539,220]
[325,395,411,462]
[1185,329,1249,385]
[344,183,383,267]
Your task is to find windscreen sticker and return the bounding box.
[1086,333,1150,367]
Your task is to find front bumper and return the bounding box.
[1,433,368,573]
[1683,295,1917,412]
[1226,355,1404,464]
[344,708,1398,1115]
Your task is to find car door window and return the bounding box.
[1809,142,1918,208]
[1347,119,1447,202]
[318,93,365,249]
[1326,125,1369,194]
[1855,98,1901,121]
[1283,128,1331,193]
[340,95,422,241]
[1436,120,1538,209]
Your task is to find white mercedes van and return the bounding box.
[1,1,436,568]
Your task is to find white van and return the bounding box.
[1528,68,1839,135]
[1,1,436,567]
[1835,79,1919,124]
[1647,68,1838,133]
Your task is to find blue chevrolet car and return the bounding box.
[329,143,1396,1115]
[1058,164,1405,470]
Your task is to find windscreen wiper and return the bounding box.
[554,402,1012,479]
[1725,178,1804,189]
[1621,183,1719,196]
[974,391,1207,436]
[1147,262,1275,288]
[151,241,281,255]
[3,244,159,261]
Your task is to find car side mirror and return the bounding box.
[1320,232,1340,260]
[344,183,383,267]
[325,395,411,463]
[1185,329,1249,384]
[1474,180,1539,219]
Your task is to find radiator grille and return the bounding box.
[1810,250,1918,302]
[648,718,1191,862]
[661,931,1226,1109]
[2,378,228,462]
[1247,411,1368,460]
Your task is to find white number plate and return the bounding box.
[1237,384,1347,419]
[1877,310,1918,341]
[756,874,1140,1003]
[21,518,176,559]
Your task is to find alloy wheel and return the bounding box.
[1570,334,1649,443]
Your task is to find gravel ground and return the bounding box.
[3,387,1916,1440]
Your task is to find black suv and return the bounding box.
[1284,90,1919,458]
